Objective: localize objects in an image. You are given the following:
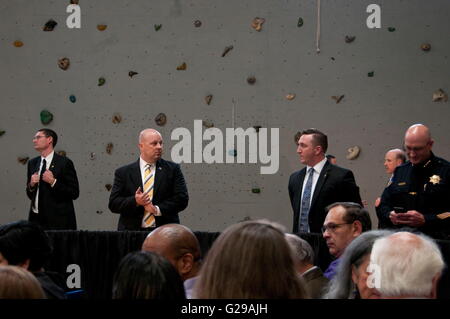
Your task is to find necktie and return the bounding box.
[34,158,47,211]
[299,167,314,232]
[142,164,156,228]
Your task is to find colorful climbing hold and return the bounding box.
[43,19,58,31]
[40,110,53,125]
[176,62,187,70]
[297,17,304,27]
[154,24,162,31]
[128,71,138,78]
[13,40,23,47]
[98,77,106,86]
[69,95,76,103]
[58,57,70,70]
[155,113,167,126]
[97,24,107,31]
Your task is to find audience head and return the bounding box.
[285,233,315,274]
[370,231,445,299]
[0,265,46,299]
[112,251,185,299]
[297,128,328,167]
[194,220,308,299]
[323,230,392,299]
[384,148,406,174]
[322,202,371,258]
[404,124,433,165]
[138,128,163,164]
[142,224,201,281]
[0,220,52,272]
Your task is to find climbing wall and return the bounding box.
[0,0,449,231]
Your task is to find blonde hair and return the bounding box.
[0,265,46,299]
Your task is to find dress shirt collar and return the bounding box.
[139,157,156,171]
[41,151,54,169]
[307,157,327,174]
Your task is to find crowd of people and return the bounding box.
[0,122,448,299]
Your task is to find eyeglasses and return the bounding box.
[33,135,47,140]
[321,222,352,233]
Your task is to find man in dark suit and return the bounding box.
[109,129,189,230]
[288,129,362,233]
[26,129,79,230]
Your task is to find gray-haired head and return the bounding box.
[285,234,314,267]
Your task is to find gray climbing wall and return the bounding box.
[0,0,449,231]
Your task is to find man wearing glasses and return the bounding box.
[26,129,79,230]
[377,124,450,240]
[322,202,371,280]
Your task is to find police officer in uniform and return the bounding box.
[377,124,450,240]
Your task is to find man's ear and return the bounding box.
[177,253,194,276]
[429,272,441,299]
[18,259,30,270]
[353,221,363,237]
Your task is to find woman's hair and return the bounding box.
[112,251,186,299]
[323,230,393,299]
[193,220,308,299]
[0,265,46,299]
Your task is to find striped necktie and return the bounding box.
[142,164,156,228]
[299,167,314,232]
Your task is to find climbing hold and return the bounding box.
[97,24,107,31]
[332,95,344,104]
[228,149,237,157]
[96,210,103,215]
[43,19,57,31]
[70,0,79,4]
[194,20,202,27]
[154,24,162,31]
[57,150,66,157]
[253,126,262,133]
[105,184,112,191]
[205,95,213,105]
[421,43,431,52]
[58,57,70,70]
[388,27,396,32]
[90,152,96,160]
[247,76,256,85]
[155,113,167,126]
[106,143,113,154]
[432,89,448,102]
[13,41,23,47]
[345,36,356,43]
[18,157,29,165]
[202,120,214,128]
[98,77,106,86]
[128,71,138,78]
[69,95,76,103]
[176,62,187,70]
[221,45,234,57]
[40,110,53,125]
[251,188,261,194]
[368,71,374,77]
[112,113,122,124]
[286,93,296,100]
[251,17,265,31]
[0,130,5,137]
[346,146,361,160]
[297,17,304,27]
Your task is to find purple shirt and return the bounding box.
[324,258,340,280]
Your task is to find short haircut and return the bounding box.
[0,265,46,299]
[326,202,372,232]
[301,128,328,153]
[370,232,445,298]
[395,150,407,163]
[326,154,336,160]
[0,220,53,272]
[38,128,58,147]
[285,234,315,265]
[112,251,186,299]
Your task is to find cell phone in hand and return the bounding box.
[394,206,407,214]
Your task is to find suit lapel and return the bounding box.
[310,161,331,210]
[131,160,143,190]
[295,168,307,212]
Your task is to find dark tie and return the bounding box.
[299,167,314,232]
[38,159,47,192]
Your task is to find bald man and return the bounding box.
[109,129,189,230]
[142,224,201,298]
[377,124,450,239]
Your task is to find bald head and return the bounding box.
[138,129,163,163]
[404,124,433,165]
[384,149,406,174]
[142,224,201,280]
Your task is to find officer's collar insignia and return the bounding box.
[429,175,441,185]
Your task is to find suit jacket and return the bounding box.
[288,161,362,233]
[302,266,329,299]
[108,158,189,230]
[26,153,79,230]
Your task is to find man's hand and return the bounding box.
[30,172,40,187]
[42,170,56,184]
[389,210,425,227]
[144,202,157,214]
[135,187,151,206]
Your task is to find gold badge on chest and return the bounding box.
[429,175,441,185]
